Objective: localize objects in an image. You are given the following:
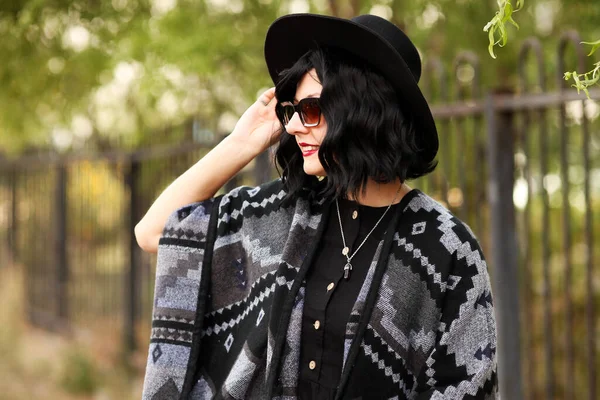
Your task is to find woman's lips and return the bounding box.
[299,143,319,157]
[302,148,318,157]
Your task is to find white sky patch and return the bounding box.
[535,1,557,36]
[207,0,244,13]
[543,174,561,195]
[218,112,239,133]
[151,0,178,17]
[566,100,599,125]
[456,64,475,84]
[418,4,443,29]
[228,0,244,13]
[289,0,309,14]
[62,25,91,52]
[94,85,121,107]
[71,115,94,139]
[52,127,73,151]
[106,19,120,35]
[47,57,65,74]
[369,5,393,20]
[94,65,140,107]
[157,91,180,118]
[95,109,116,133]
[514,151,527,169]
[112,0,129,12]
[207,0,228,8]
[584,99,600,121]
[160,64,185,88]
[566,100,583,124]
[43,15,61,40]
[513,177,529,210]
[114,61,143,86]
[116,112,138,134]
[569,190,586,213]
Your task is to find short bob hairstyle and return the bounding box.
[274,46,437,202]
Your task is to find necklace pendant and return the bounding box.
[343,263,352,280]
[342,247,350,256]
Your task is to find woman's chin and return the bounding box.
[303,165,326,177]
[300,152,326,176]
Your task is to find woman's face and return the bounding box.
[285,68,327,176]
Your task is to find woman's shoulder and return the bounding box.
[397,189,483,260]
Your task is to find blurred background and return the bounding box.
[0,0,598,399]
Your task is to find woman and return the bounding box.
[137,13,498,400]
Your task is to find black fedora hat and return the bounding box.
[264,13,438,164]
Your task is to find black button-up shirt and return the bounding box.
[298,199,400,399]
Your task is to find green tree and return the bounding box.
[0,0,598,154]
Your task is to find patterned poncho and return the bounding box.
[142,179,498,399]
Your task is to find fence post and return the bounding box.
[55,163,69,323]
[254,150,272,185]
[125,157,141,353]
[485,93,523,399]
[10,165,18,262]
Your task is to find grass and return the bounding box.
[0,263,145,400]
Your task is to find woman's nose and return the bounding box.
[285,112,308,135]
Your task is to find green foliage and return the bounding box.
[583,39,600,55]
[564,41,600,97]
[484,0,524,59]
[1,0,600,154]
[483,0,600,95]
[59,348,100,394]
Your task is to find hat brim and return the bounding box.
[264,13,438,163]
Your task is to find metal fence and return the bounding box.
[0,34,598,399]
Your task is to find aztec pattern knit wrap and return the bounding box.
[142,179,498,399]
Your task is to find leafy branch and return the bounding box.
[483,0,524,59]
[564,40,600,97]
[484,1,599,97]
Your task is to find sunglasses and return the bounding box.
[275,97,322,127]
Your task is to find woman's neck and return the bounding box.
[347,179,411,207]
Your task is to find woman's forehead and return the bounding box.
[294,69,322,101]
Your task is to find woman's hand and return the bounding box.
[229,87,283,154]
[135,88,283,254]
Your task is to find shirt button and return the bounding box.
[313,320,321,330]
[309,360,316,370]
[327,282,335,292]
[352,210,358,219]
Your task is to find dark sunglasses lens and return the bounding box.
[276,104,294,125]
[301,100,321,125]
[284,105,296,124]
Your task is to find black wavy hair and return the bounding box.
[274,46,437,203]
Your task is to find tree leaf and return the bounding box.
[488,26,498,58]
[581,40,600,56]
[514,0,524,11]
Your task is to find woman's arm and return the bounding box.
[135,88,282,253]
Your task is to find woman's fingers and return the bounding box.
[258,87,277,107]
